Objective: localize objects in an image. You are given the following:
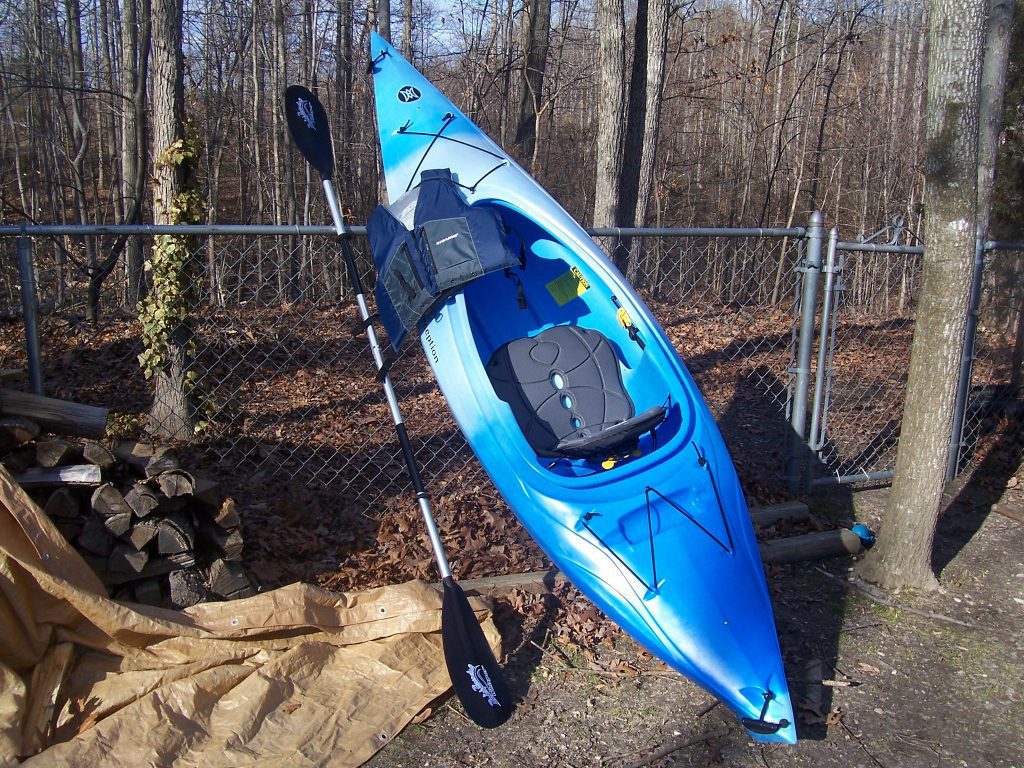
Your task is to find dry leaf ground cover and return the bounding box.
[1,300,1022,766]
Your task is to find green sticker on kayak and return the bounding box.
[546,267,590,306]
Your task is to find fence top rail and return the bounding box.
[985,240,1024,252]
[1,223,807,239]
[835,241,925,255]
[589,225,806,238]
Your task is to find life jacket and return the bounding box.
[367,169,519,350]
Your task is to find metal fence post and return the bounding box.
[788,211,824,494]
[945,232,986,481]
[16,234,44,395]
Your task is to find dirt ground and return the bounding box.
[362,468,1024,768]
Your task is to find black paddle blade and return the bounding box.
[441,576,513,728]
[284,84,334,180]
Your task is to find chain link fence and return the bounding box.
[2,221,1020,508]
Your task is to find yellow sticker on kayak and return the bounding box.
[546,267,590,306]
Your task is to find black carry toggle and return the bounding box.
[741,690,791,735]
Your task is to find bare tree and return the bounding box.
[592,0,625,232]
[513,0,552,168]
[857,0,990,591]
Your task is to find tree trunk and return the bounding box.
[857,0,988,591]
[146,0,197,440]
[513,0,552,168]
[592,0,625,253]
[121,0,151,308]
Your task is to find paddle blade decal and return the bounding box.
[284,85,335,180]
[441,577,513,728]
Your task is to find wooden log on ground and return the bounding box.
[0,389,107,439]
[43,488,79,519]
[749,501,810,527]
[213,498,240,529]
[758,529,864,565]
[102,511,132,537]
[107,542,149,574]
[91,483,132,518]
[15,465,102,487]
[2,445,37,473]
[81,441,116,470]
[113,442,179,477]
[127,521,159,549]
[35,440,80,468]
[197,524,244,561]
[155,469,195,498]
[208,558,255,599]
[77,517,114,556]
[192,476,223,508]
[168,570,206,608]
[156,511,195,555]
[124,483,160,518]
[132,579,163,606]
[0,417,41,454]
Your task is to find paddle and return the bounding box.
[284,84,513,729]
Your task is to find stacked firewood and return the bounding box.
[1,390,255,609]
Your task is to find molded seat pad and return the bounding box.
[486,326,666,459]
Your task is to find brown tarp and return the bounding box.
[0,468,500,766]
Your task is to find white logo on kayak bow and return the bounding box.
[398,86,421,103]
[435,233,458,246]
[467,664,500,707]
[295,97,317,130]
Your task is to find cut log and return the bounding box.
[15,465,102,487]
[197,524,244,561]
[107,542,149,574]
[0,389,107,439]
[2,445,37,473]
[759,529,864,564]
[77,516,114,556]
[144,446,180,478]
[213,497,241,529]
[55,519,84,543]
[103,511,133,537]
[192,476,224,508]
[156,511,195,555]
[132,579,163,606]
[208,558,255,599]
[100,556,185,586]
[749,501,810,527]
[155,469,195,498]
[90,483,132,518]
[35,440,80,468]
[124,483,160,518]
[43,488,80,519]
[168,570,206,608]
[81,441,116,470]
[127,521,159,550]
[0,416,41,453]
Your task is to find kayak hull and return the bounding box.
[369,33,796,743]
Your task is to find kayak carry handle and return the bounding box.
[741,690,791,736]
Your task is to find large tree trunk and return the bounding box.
[121,0,151,308]
[592,0,625,234]
[146,0,197,440]
[857,0,988,591]
[513,0,551,169]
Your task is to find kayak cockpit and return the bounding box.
[459,203,694,476]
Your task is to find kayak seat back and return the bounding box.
[486,325,666,459]
[369,168,519,350]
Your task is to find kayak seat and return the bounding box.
[486,325,666,460]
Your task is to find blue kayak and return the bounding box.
[368,32,796,743]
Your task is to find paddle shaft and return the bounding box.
[322,178,452,581]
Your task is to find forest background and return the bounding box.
[4,0,1024,247]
